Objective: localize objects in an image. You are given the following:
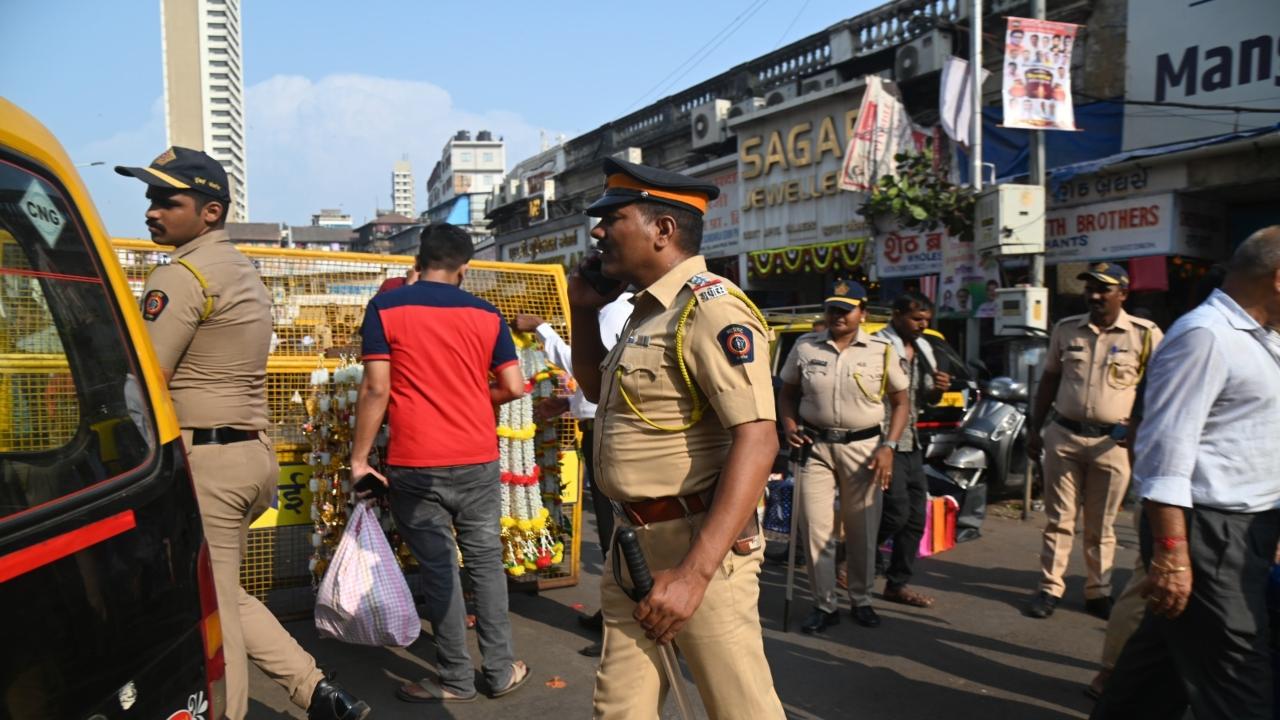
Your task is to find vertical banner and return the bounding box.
[1001,17,1079,131]
[839,75,918,192]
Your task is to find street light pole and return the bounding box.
[966,0,984,365]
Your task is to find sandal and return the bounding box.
[396,677,478,704]
[883,585,935,608]
[488,660,530,699]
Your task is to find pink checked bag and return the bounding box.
[315,502,421,647]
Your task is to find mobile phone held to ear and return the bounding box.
[579,252,623,297]
[354,472,388,498]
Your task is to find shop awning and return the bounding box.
[1048,122,1280,183]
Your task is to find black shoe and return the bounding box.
[1085,596,1114,620]
[578,640,602,657]
[1027,591,1059,619]
[800,608,840,634]
[309,678,370,720]
[852,605,881,628]
[577,609,604,632]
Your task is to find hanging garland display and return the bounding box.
[497,336,569,579]
[305,357,415,581]
[748,239,867,279]
[305,335,573,586]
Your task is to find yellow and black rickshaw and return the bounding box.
[0,99,225,719]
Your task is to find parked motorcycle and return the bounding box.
[924,376,1034,541]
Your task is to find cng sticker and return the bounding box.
[22,179,64,248]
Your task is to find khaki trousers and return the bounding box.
[798,437,880,611]
[185,430,324,720]
[1038,422,1130,599]
[1102,509,1147,669]
[593,514,784,719]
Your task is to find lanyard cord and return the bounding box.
[851,342,892,400]
[615,286,768,432]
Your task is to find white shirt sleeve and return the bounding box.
[597,291,635,352]
[535,323,573,374]
[1134,327,1226,509]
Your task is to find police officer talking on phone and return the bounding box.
[1026,262,1162,620]
[570,158,785,719]
[116,147,369,720]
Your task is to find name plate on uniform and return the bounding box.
[249,464,315,529]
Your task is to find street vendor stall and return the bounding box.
[111,239,583,617]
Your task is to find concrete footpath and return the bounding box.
[249,505,1136,719]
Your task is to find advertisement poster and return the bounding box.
[839,75,918,193]
[1002,17,1079,131]
[938,235,1001,318]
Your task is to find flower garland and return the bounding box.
[306,356,414,582]
[748,239,867,278]
[497,338,567,578]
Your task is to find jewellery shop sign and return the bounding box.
[733,89,871,252]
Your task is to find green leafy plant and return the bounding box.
[860,149,975,242]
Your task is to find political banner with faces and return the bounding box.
[1002,17,1079,131]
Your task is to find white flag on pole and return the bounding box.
[939,56,989,147]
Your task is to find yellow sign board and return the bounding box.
[559,451,580,504]
[250,464,315,529]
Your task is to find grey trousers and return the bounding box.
[388,461,516,696]
[1091,506,1280,720]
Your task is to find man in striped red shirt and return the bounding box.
[351,223,530,703]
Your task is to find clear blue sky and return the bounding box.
[1,0,877,234]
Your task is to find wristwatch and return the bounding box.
[880,440,899,451]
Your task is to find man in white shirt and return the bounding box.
[1093,226,1280,720]
[514,292,633,654]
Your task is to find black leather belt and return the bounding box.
[803,424,881,444]
[1053,415,1118,439]
[189,427,260,445]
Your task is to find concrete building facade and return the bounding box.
[161,0,248,221]
[392,160,415,218]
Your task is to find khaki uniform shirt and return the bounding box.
[594,256,775,503]
[780,329,909,431]
[141,229,273,430]
[1044,309,1162,425]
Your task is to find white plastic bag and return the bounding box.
[315,502,421,647]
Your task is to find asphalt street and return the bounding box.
[249,503,1137,719]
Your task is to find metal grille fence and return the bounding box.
[0,232,79,452]
[111,239,582,611]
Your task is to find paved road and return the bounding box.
[249,504,1136,719]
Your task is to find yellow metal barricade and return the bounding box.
[112,239,582,614]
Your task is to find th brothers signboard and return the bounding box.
[1044,193,1226,263]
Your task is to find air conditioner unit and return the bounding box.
[799,70,841,96]
[764,84,797,107]
[894,31,953,82]
[727,97,766,120]
[690,99,731,150]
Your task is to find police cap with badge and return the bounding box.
[824,278,868,312]
[115,146,231,202]
[586,158,720,217]
[1077,262,1129,287]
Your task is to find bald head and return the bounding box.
[1224,225,1280,326]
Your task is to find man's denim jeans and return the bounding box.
[387,461,515,695]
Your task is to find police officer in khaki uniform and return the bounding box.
[778,282,910,633]
[569,158,784,719]
[117,148,368,720]
[1026,262,1162,620]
